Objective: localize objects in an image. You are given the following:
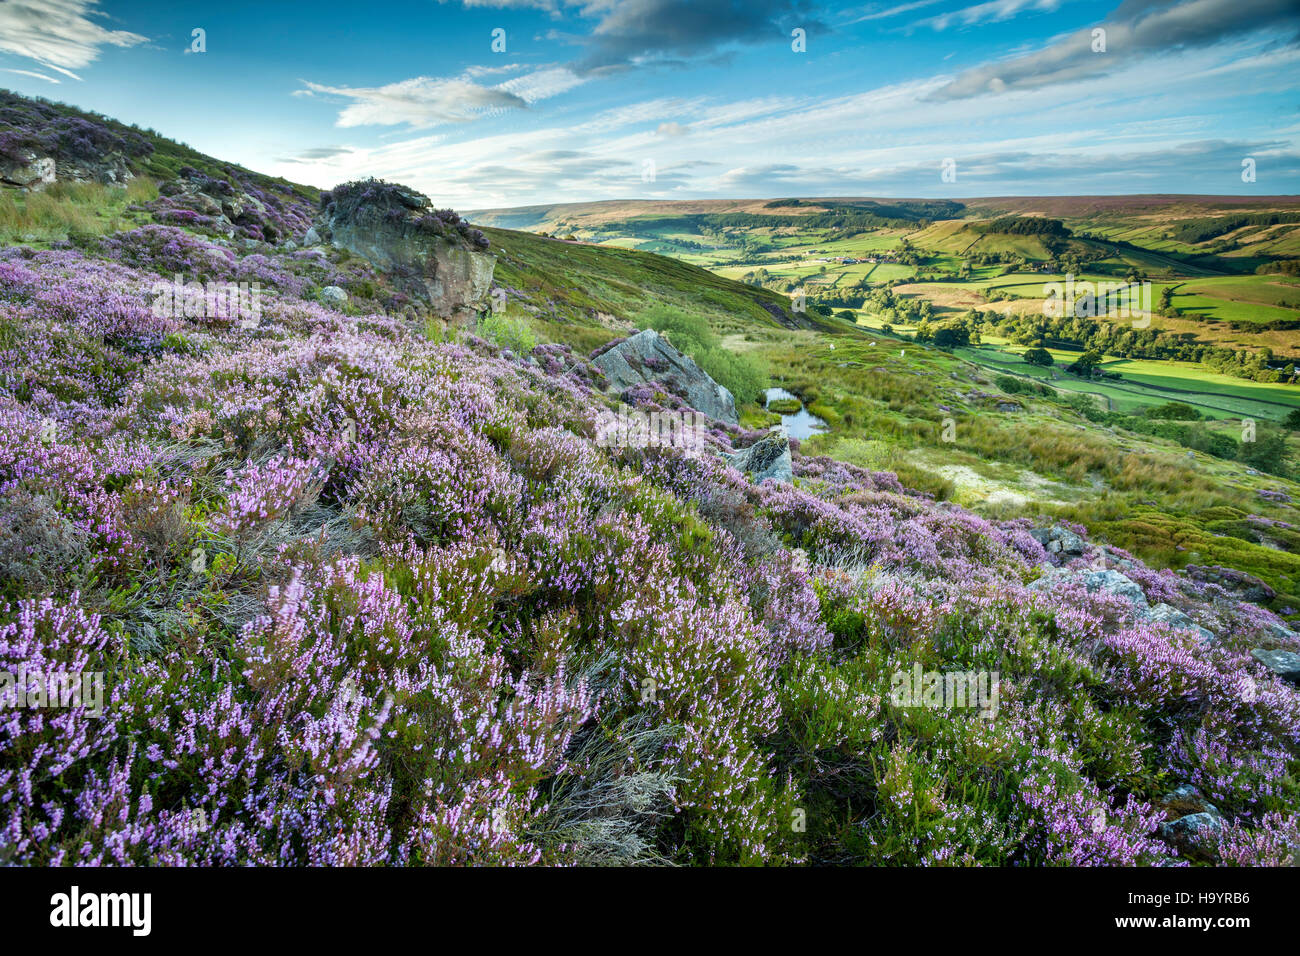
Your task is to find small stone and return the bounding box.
[320,286,348,307]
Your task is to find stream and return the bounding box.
[765,386,828,440]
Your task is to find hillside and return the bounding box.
[2,91,1300,867]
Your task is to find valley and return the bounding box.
[2,88,1299,870]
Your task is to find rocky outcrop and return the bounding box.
[0,152,55,189]
[145,167,315,243]
[725,429,793,485]
[1184,565,1276,604]
[592,329,738,425]
[0,147,131,189]
[1029,566,1218,642]
[315,180,495,329]
[1029,525,1085,557]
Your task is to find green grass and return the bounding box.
[0,178,157,242]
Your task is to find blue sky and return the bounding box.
[2,0,1299,206]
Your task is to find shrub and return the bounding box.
[477,311,537,354]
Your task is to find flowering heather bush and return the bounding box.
[0,91,153,166]
[0,227,1298,868]
[322,179,488,248]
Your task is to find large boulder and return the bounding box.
[725,429,792,485]
[592,329,738,424]
[0,151,55,189]
[316,180,494,328]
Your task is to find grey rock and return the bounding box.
[1184,564,1275,604]
[1159,785,1217,817]
[319,285,348,307]
[725,430,792,485]
[1080,569,1149,609]
[1250,648,1300,685]
[0,148,131,189]
[0,153,55,189]
[302,226,321,246]
[319,187,495,328]
[281,239,298,252]
[1158,811,1223,862]
[593,329,738,425]
[1029,525,1085,556]
[1144,603,1216,642]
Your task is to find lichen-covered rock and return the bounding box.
[1080,569,1150,608]
[0,152,55,188]
[1030,525,1086,556]
[1184,564,1276,604]
[1251,648,1300,685]
[1144,603,1216,643]
[1158,811,1223,862]
[592,328,738,425]
[725,429,792,485]
[320,286,348,307]
[316,179,495,328]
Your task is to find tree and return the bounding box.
[1067,349,1103,377]
[1239,429,1292,478]
[933,326,970,349]
[1023,347,1054,367]
[1284,408,1300,431]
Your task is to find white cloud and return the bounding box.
[929,0,1300,98]
[260,4,1299,205]
[917,0,1063,31]
[1,67,61,83]
[0,0,147,80]
[300,67,586,128]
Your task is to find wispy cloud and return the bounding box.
[929,0,1300,99]
[917,0,1064,31]
[572,0,826,72]
[842,0,948,24]
[1,67,61,83]
[269,26,1297,205]
[0,0,147,80]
